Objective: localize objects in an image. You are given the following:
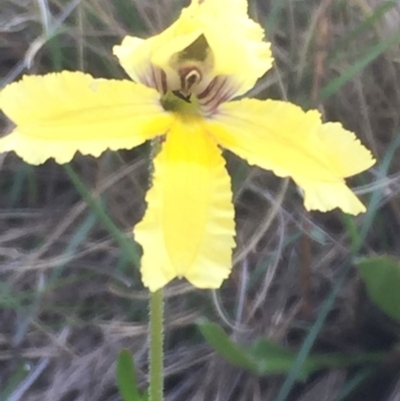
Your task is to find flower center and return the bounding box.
[172,66,202,103]
[147,35,239,116]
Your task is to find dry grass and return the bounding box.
[1,0,400,400]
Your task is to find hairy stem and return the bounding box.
[149,289,164,401]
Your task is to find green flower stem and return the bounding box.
[149,289,164,401]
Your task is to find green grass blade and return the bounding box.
[274,260,352,401]
[333,367,376,401]
[359,133,400,247]
[50,212,98,281]
[0,363,30,400]
[63,164,140,266]
[267,0,290,32]
[321,31,400,100]
[328,1,399,62]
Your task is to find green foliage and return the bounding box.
[198,320,384,381]
[116,349,144,401]
[2,0,400,399]
[198,319,259,373]
[64,164,141,267]
[328,1,399,61]
[113,0,147,32]
[356,255,400,320]
[0,363,30,400]
[320,30,400,101]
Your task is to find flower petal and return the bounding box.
[113,24,202,86]
[114,0,272,96]
[0,71,172,164]
[113,36,149,83]
[194,0,273,95]
[207,99,375,215]
[135,117,235,291]
[295,178,367,214]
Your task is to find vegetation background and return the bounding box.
[1,0,400,400]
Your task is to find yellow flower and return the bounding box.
[0,0,374,292]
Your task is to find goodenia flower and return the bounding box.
[0,0,374,292]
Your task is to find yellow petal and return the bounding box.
[193,0,273,95]
[113,25,202,86]
[207,99,375,215]
[0,71,172,164]
[295,178,366,215]
[114,0,272,96]
[135,117,235,291]
[113,36,150,83]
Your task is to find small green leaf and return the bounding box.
[198,320,313,380]
[248,338,316,380]
[198,320,384,381]
[356,256,400,320]
[116,349,142,401]
[197,319,259,373]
